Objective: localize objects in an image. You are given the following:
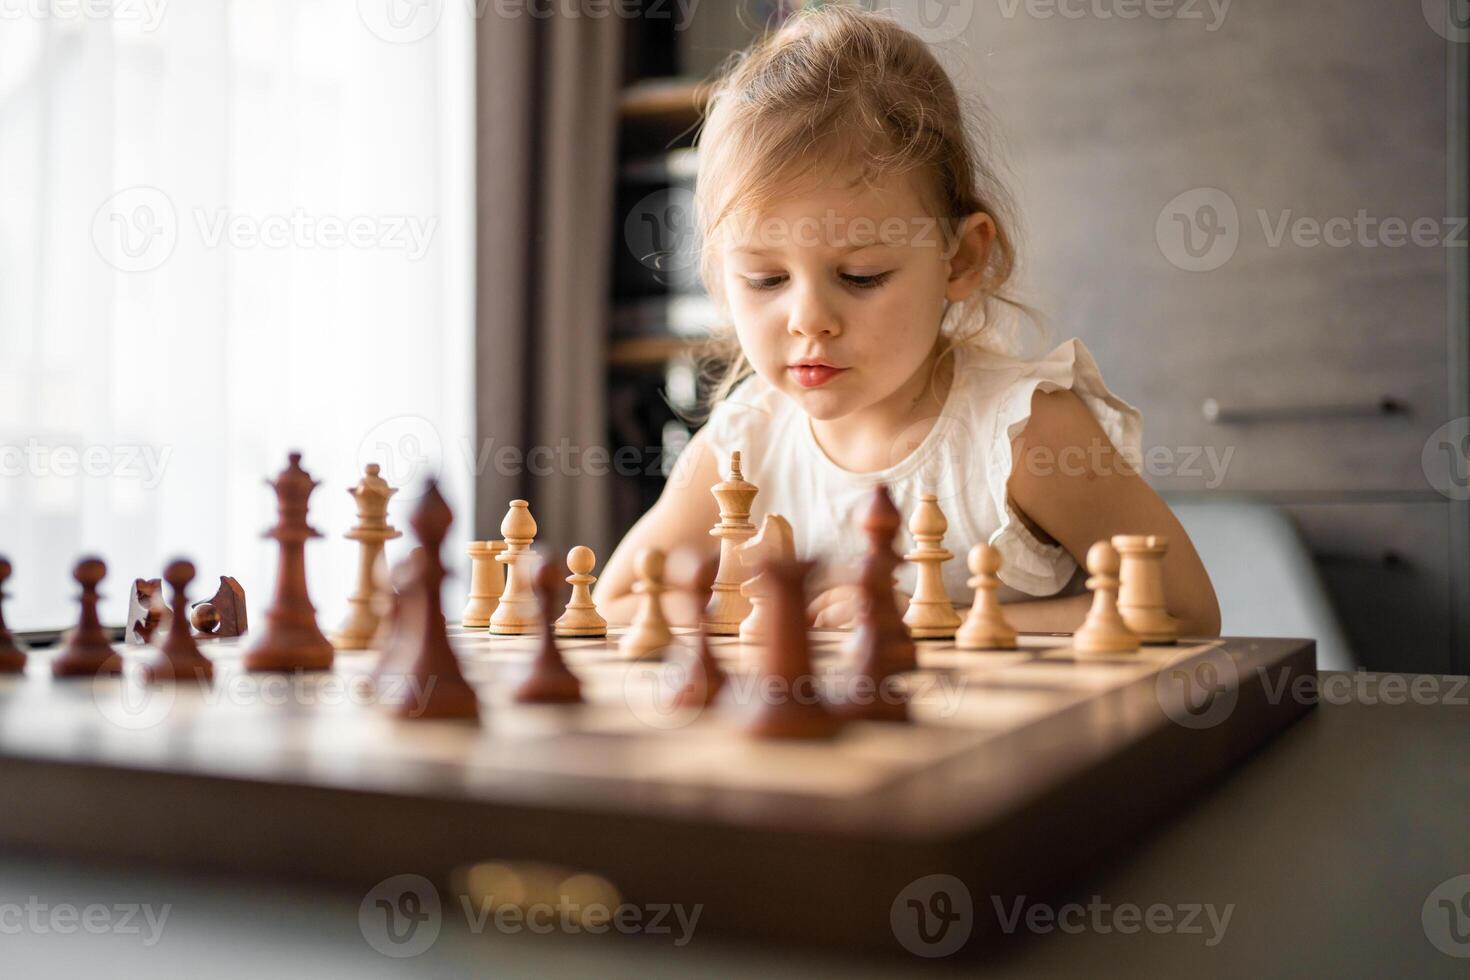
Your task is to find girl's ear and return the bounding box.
[944,212,997,303]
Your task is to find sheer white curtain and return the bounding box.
[0,1,474,630]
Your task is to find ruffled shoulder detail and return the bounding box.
[974,339,1144,596]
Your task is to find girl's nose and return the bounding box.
[786,285,841,339]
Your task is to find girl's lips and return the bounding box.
[789,364,847,388]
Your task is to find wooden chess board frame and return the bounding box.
[0,630,1315,953]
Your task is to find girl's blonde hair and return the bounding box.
[693,3,1034,408]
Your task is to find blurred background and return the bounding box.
[0,0,1465,674]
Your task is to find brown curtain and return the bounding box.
[475,11,624,560]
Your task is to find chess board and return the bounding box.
[0,628,1315,953]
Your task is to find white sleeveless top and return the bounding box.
[702,339,1143,604]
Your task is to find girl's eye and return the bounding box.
[842,271,893,290]
[742,275,786,291]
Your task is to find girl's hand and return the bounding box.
[806,585,909,629]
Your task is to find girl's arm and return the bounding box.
[1006,388,1222,636]
[593,428,724,626]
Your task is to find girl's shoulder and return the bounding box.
[951,337,1142,455]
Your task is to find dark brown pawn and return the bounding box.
[52,557,122,678]
[244,453,334,672]
[515,559,583,704]
[144,560,214,684]
[671,554,724,709]
[832,558,910,723]
[851,485,917,674]
[380,481,479,721]
[745,558,842,740]
[0,557,27,673]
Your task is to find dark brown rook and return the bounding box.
[380,481,479,721]
[514,559,583,704]
[0,557,27,673]
[745,558,843,740]
[244,453,334,672]
[144,560,215,684]
[52,557,123,678]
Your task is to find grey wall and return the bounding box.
[937,1,1463,672]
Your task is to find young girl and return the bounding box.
[597,6,1220,635]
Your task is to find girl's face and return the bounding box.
[719,170,971,424]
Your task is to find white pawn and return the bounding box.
[902,493,961,639]
[619,549,673,660]
[736,515,795,646]
[555,546,607,638]
[956,543,1017,650]
[1073,541,1139,654]
[489,500,539,635]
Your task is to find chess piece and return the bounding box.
[515,560,583,704]
[333,463,402,649]
[902,493,962,639]
[745,558,842,740]
[832,552,909,723]
[462,540,507,627]
[955,544,1017,650]
[190,602,221,635]
[1073,541,1140,654]
[244,453,335,672]
[846,487,916,673]
[736,514,795,646]
[0,557,27,673]
[195,576,247,637]
[619,549,674,660]
[1112,535,1179,644]
[671,553,725,708]
[554,546,607,637]
[370,550,419,685]
[125,578,169,645]
[489,500,539,635]
[143,559,215,684]
[379,481,479,721]
[703,451,758,635]
[52,557,123,678]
